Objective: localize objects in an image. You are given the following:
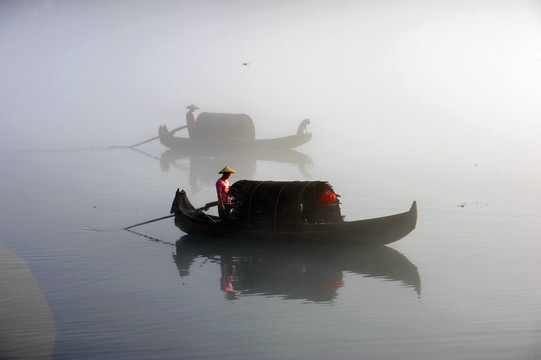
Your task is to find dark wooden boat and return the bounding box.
[170,180,417,245]
[159,112,312,151]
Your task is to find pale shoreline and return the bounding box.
[0,246,56,359]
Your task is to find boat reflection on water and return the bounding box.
[173,236,421,303]
[160,147,313,186]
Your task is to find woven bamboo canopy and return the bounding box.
[228,180,343,230]
[195,112,255,141]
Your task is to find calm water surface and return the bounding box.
[1,134,540,360]
[2,1,541,358]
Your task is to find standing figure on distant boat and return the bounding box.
[216,166,235,220]
[185,104,199,139]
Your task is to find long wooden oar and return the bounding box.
[124,214,174,230]
[123,201,218,230]
[129,125,187,148]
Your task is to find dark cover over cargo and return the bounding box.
[228,180,343,230]
[195,112,255,141]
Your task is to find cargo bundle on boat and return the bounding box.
[170,180,417,245]
[192,112,255,141]
[159,113,312,152]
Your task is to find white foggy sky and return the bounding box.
[1,0,541,162]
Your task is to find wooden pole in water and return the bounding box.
[123,201,217,230]
[124,215,175,230]
[129,125,187,148]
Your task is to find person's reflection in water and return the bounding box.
[174,237,422,302]
[220,256,239,300]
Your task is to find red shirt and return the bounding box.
[186,111,196,138]
[216,178,230,206]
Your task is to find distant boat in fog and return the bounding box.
[158,112,312,152]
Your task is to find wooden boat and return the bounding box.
[159,112,312,151]
[170,180,417,245]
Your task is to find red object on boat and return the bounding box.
[322,280,341,290]
[318,190,337,204]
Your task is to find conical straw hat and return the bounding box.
[218,166,236,174]
[186,104,199,110]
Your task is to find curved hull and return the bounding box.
[172,191,417,245]
[159,125,312,152]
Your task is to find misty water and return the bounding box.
[1,1,540,359]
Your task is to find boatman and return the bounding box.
[185,104,199,139]
[216,166,235,220]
